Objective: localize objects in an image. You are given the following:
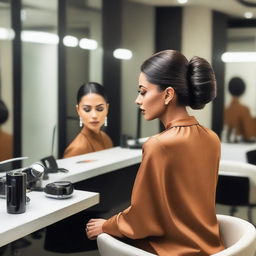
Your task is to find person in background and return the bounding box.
[224,77,256,142]
[86,50,224,256]
[63,82,113,158]
[0,99,13,161]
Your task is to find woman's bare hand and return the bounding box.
[86,218,106,240]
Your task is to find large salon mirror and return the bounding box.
[65,0,102,148]
[223,26,256,142]
[21,0,58,165]
[20,0,102,164]
[0,0,13,162]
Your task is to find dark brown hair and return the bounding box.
[77,82,108,104]
[140,50,216,109]
[0,100,8,124]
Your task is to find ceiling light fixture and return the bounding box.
[79,38,98,50]
[0,28,15,40]
[244,11,253,18]
[113,48,133,60]
[21,31,59,45]
[221,52,256,62]
[177,0,188,3]
[63,35,78,47]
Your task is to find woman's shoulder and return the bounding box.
[100,130,113,147]
[63,131,90,158]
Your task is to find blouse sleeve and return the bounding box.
[102,138,168,239]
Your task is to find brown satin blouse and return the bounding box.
[225,98,256,140]
[63,126,113,158]
[103,116,224,256]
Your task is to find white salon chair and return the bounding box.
[217,160,256,223]
[97,215,256,256]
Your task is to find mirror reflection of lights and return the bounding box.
[0,28,98,50]
[21,31,59,45]
[244,11,253,18]
[177,0,188,3]
[0,28,15,40]
[79,38,98,50]
[63,35,78,47]
[113,48,133,60]
[221,52,256,62]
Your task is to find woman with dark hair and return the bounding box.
[63,82,113,158]
[224,77,256,142]
[86,50,224,255]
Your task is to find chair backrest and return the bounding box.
[219,160,256,204]
[246,150,256,165]
[216,174,250,206]
[97,215,256,256]
[212,215,256,256]
[97,233,157,256]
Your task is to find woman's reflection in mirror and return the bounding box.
[224,77,256,143]
[63,82,113,158]
[0,100,13,161]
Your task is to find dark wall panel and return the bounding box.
[58,0,67,157]
[212,11,228,137]
[11,0,22,159]
[102,0,122,145]
[155,7,182,52]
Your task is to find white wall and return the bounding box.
[182,6,213,128]
[22,43,58,164]
[121,1,158,139]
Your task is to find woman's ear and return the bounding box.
[164,87,175,105]
[76,104,79,114]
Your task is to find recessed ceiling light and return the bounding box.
[113,48,133,60]
[79,38,98,50]
[177,0,188,4]
[244,11,253,18]
[221,52,256,62]
[63,35,78,47]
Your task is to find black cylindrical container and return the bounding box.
[6,171,26,214]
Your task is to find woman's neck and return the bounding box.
[160,104,189,128]
[83,125,101,135]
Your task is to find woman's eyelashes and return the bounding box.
[96,106,104,112]
[138,89,146,96]
[83,105,104,112]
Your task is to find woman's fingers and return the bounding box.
[85,218,106,240]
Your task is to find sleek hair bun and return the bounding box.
[187,56,216,110]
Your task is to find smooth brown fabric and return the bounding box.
[224,98,256,140]
[103,116,224,256]
[0,129,13,161]
[63,126,113,158]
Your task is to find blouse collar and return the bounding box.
[165,116,199,130]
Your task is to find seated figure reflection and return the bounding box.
[0,100,13,161]
[224,77,256,142]
[63,82,113,158]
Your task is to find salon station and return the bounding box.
[1,0,256,256]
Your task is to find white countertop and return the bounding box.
[0,190,99,247]
[42,147,142,186]
[221,142,256,163]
